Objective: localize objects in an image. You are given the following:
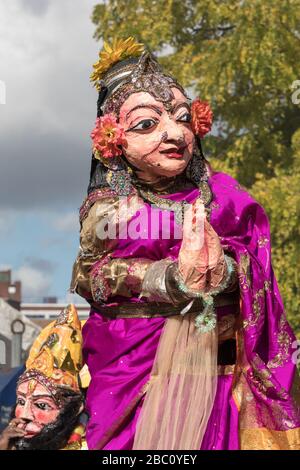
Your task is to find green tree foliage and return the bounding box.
[91,0,300,331]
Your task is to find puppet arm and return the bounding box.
[70,197,238,305]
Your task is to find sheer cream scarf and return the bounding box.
[133,312,218,450]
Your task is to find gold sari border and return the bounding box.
[240,427,300,450]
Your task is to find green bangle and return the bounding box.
[176,255,235,333]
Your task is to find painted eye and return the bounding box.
[17,398,25,406]
[130,118,157,131]
[35,402,52,411]
[177,112,191,123]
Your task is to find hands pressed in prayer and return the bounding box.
[178,199,226,292]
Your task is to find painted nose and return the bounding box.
[18,401,34,422]
[164,117,185,144]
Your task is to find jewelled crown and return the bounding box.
[18,304,83,397]
[90,37,145,91]
[90,36,186,117]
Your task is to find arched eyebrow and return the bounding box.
[171,101,191,114]
[126,104,163,119]
[31,393,53,399]
[125,100,191,120]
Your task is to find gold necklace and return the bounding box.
[138,188,189,225]
[139,180,212,224]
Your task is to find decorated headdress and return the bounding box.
[88,37,213,203]
[90,37,187,117]
[17,304,83,406]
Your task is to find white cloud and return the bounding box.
[0,264,12,271]
[0,0,101,210]
[20,0,51,17]
[14,264,52,301]
[52,212,79,232]
[0,210,17,238]
[0,0,99,132]
[58,291,89,306]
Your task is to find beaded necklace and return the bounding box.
[138,163,213,224]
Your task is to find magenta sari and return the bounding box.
[82,171,300,450]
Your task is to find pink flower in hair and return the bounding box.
[191,99,213,138]
[91,113,127,159]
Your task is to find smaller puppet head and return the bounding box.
[15,379,60,437]
[12,304,85,450]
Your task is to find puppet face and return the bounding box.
[15,379,60,439]
[118,87,195,180]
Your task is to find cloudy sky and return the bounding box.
[0,0,102,302]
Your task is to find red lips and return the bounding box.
[23,429,38,438]
[160,145,187,159]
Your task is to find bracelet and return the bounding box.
[175,255,234,298]
[175,255,236,333]
[164,262,192,305]
[139,258,175,303]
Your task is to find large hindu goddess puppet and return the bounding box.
[0,305,88,450]
[70,37,300,450]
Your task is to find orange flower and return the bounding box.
[91,113,127,159]
[191,99,213,138]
